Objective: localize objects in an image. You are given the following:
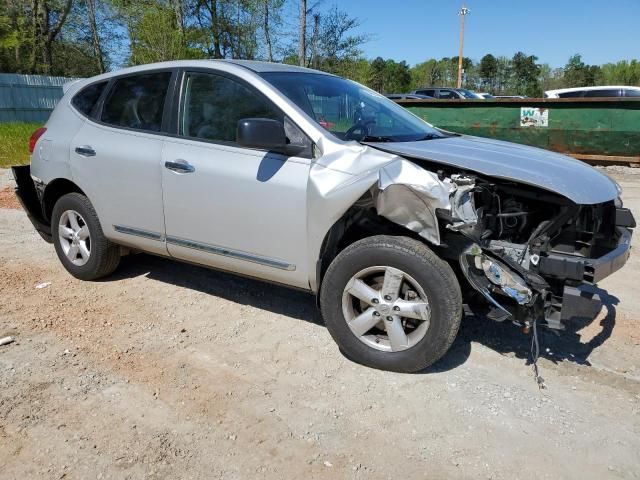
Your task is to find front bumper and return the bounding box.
[460,206,634,329]
[538,226,632,284]
[539,208,634,329]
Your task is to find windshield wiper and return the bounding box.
[362,133,450,143]
[360,135,394,142]
[417,133,444,141]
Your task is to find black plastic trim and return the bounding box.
[10,165,52,243]
[616,207,636,228]
[538,227,632,283]
[114,225,164,241]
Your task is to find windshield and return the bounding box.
[261,72,446,143]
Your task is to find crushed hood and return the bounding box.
[365,135,619,205]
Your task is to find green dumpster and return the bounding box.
[396,98,640,166]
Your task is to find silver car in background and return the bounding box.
[13,60,635,373]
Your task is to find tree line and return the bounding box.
[1,0,639,96]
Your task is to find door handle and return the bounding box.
[164,160,195,174]
[75,145,96,157]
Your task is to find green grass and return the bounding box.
[0,122,41,168]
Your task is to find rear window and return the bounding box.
[72,81,108,116]
[101,72,172,132]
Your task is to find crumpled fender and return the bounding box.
[376,160,453,245]
[306,139,453,291]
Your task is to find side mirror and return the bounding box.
[236,118,287,151]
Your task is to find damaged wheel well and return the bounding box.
[42,179,86,223]
[315,201,437,294]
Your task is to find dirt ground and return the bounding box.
[0,167,639,480]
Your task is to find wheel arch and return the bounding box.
[314,203,439,300]
[42,178,87,223]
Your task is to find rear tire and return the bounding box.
[51,193,120,280]
[320,235,462,373]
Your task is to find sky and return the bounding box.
[320,0,640,67]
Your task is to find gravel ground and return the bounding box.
[0,167,639,479]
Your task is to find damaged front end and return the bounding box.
[350,155,634,331]
[437,172,635,331]
[371,166,555,328]
[311,139,633,332]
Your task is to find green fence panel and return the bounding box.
[0,74,78,123]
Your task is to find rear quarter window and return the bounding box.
[71,81,108,116]
[101,72,172,132]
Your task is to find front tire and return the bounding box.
[51,193,120,280]
[320,235,462,373]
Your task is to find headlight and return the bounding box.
[474,255,532,305]
[601,170,623,196]
[614,181,623,196]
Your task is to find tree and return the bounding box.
[410,59,440,90]
[290,5,367,76]
[478,54,497,92]
[298,0,305,66]
[511,51,541,97]
[262,0,273,61]
[127,3,198,65]
[0,0,24,71]
[563,54,598,87]
[368,56,385,92]
[366,57,410,93]
[30,0,73,74]
[599,60,640,85]
[84,0,105,73]
[538,63,564,93]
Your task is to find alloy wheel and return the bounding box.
[58,210,91,266]
[341,266,431,352]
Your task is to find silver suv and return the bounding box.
[13,60,635,373]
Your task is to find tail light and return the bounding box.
[28,127,47,154]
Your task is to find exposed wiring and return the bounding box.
[531,317,546,390]
[518,220,550,265]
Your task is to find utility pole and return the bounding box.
[299,0,307,67]
[457,4,470,88]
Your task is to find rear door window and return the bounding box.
[623,89,640,97]
[101,72,172,132]
[72,81,108,116]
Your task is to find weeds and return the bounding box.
[0,122,40,168]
